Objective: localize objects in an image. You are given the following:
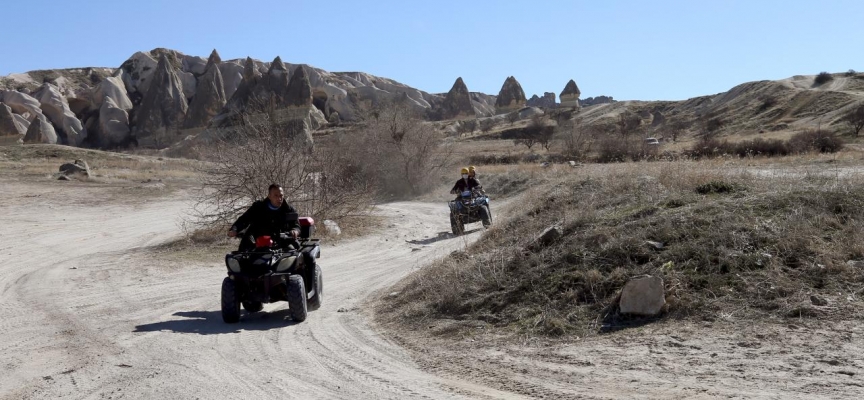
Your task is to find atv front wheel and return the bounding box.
[287,275,308,322]
[242,300,263,313]
[480,205,492,228]
[308,264,323,311]
[450,214,464,236]
[221,277,241,323]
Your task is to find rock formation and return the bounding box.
[133,53,188,146]
[91,75,133,111]
[98,96,131,147]
[286,65,313,107]
[23,115,58,144]
[527,92,557,108]
[580,96,615,107]
[439,77,475,119]
[0,90,43,117]
[33,83,86,145]
[559,79,581,108]
[184,50,226,129]
[0,103,28,136]
[495,76,526,113]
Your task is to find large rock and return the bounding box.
[178,70,197,100]
[438,77,475,120]
[98,96,131,147]
[0,90,43,117]
[495,76,527,113]
[184,50,226,129]
[527,92,557,108]
[59,159,91,178]
[0,103,28,136]
[286,65,313,107]
[119,51,159,96]
[560,79,581,108]
[32,83,86,145]
[133,53,188,147]
[619,276,665,316]
[22,115,58,144]
[92,75,133,111]
[219,61,244,100]
[580,96,615,107]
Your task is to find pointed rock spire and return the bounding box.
[133,53,188,146]
[185,51,227,129]
[560,79,581,108]
[206,49,222,66]
[269,56,287,73]
[286,65,312,107]
[495,76,526,112]
[439,77,474,119]
[243,57,257,81]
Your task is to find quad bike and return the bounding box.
[221,214,323,323]
[448,188,492,235]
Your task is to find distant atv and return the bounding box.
[221,214,322,323]
[448,188,492,235]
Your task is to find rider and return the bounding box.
[450,167,481,195]
[228,184,301,251]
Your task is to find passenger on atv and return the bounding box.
[450,167,482,196]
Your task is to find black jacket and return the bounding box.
[451,177,481,194]
[230,199,301,238]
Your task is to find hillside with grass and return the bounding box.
[379,155,864,337]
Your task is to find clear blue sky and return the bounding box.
[1,0,861,100]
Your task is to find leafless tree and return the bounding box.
[616,112,642,137]
[843,103,864,136]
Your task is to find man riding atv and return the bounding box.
[450,167,482,195]
[221,183,322,323]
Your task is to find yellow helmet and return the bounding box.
[460,167,469,174]
[468,166,476,172]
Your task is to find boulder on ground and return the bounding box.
[22,115,58,144]
[59,159,91,178]
[619,276,665,316]
[536,225,563,246]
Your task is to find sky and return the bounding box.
[1,0,862,101]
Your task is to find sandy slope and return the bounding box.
[0,178,515,399]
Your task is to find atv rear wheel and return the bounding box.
[308,264,323,311]
[286,275,308,322]
[221,277,241,323]
[450,214,464,236]
[480,205,492,228]
[242,300,263,313]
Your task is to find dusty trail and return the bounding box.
[0,180,517,399]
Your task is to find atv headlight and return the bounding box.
[226,255,241,272]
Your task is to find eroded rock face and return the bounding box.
[286,65,313,108]
[23,115,58,144]
[92,75,133,111]
[98,96,131,147]
[495,76,527,113]
[184,50,226,129]
[0,102,28,136]
[527,92,557,108]
[439,77,475,119]
[33,83,86,145]
[0,90,43,117]
[560,79,581,108]
[133,54,188,147]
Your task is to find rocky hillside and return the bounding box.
[0,48,504,149]
[576,73,864,138]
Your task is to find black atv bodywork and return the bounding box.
[448,189,492,235]
[221,213,323,323]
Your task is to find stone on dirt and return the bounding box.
[59,159,91,178]
[619,275,665,316]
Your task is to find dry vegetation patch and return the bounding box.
[379,160,864,338]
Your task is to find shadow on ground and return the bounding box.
[406,229,484,246]
[134,309,298,335]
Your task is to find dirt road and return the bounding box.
[0,179,517,399]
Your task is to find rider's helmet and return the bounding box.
[460,167,469,175]
[468,166,476,177]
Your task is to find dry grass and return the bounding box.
[379,158,864,338]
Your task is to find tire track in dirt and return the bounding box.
[0,180,517,399]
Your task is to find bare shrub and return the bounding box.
[556,117,594,161]
[616,112,642,137]
[506,111,520,125]
[846,69,858,77]
[814,72,834,85]
[343,99,452,198]
[194,113,373,227]
[787,129,844,153]
[456,119,478,135]
[515,115,554,150]
[842,103,864,136]
[479,118,496,134]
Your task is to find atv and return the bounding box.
[221,214,323,323]
[448,188,492,235]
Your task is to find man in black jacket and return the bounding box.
[228,184,301,251]
[450,167,481,195]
